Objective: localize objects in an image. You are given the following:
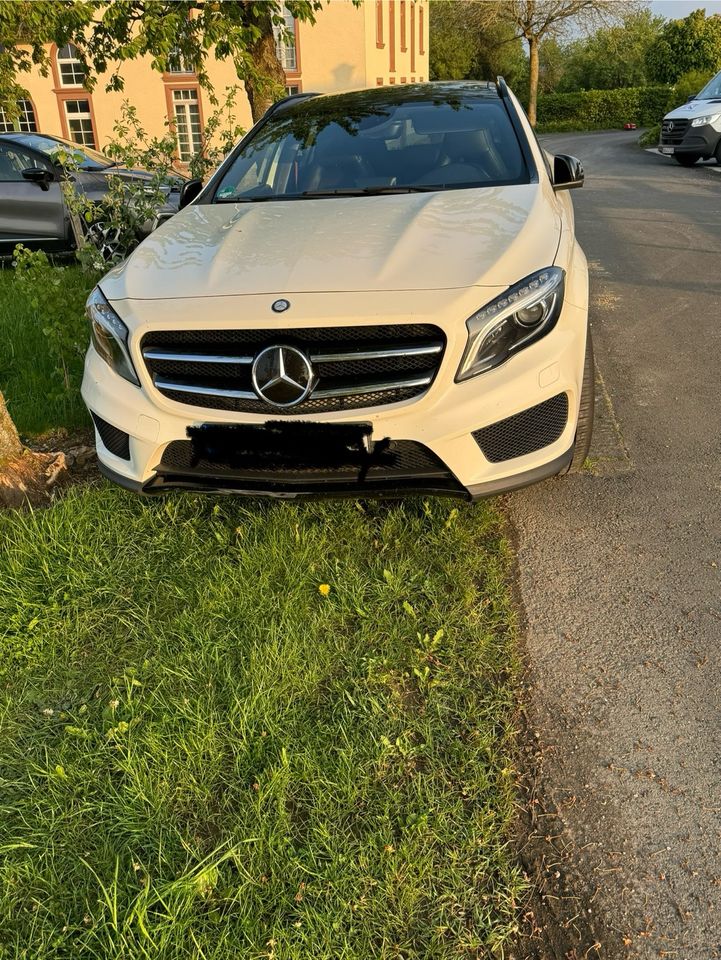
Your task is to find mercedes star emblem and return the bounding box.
[251,345,314,407]
[271,299,291,313]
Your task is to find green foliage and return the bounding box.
[637,124,661,147]
[0,268,89,434]
[0,486,524,956]
[429,0,526,86]
[646,8,721,85]
[10,248,99,405]
[558,9,664,92]
[57,97,245,268]
[536,85,671,133]
[667,68,717,111]
[0,1,322,112]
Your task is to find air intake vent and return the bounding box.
[141,324,445,415]
[91,413,131,460]
[473,393,568,463]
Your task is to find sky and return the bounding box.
[649,0,721,17]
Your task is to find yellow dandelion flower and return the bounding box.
[318,583,331,597]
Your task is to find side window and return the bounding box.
[0,143,51,182]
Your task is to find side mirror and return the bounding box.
[179,178,203,209]
[553,154,584,191]
[22,167,54,191]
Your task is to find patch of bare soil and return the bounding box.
[0,429,98,508]
[510,701,628,960]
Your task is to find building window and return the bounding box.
[419,4,425,55]
[273,6,297,71]
[400,1,407,51]
[63,99,95,147]
[376,0,384,48]
[172,88,202,162]
[285,84,300,96]
[166,48,194,74]
[57,43,86,87]
[0,99,38,133]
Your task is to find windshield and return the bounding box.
[10,134,114,170]
[213,88,529,201]
[697,70,721,101]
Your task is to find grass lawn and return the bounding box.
[0,266,526,958]
[0,266,90,436]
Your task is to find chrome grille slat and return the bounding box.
[312,374,432,398]
[141,324,446,415]
[310,343,443,363]
[154,378,256,400]
[143,348,254,365]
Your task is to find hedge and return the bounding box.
[536,86,671,133]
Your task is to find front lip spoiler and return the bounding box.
[97,447,574,501]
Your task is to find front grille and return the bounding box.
[141,324,445,415]
[91,413,130,460]
[473,393,568,463]
[661,118,690,145]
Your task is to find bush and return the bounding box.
[536,86,671,132]
[12,246,99,401]
[638,124,661,147]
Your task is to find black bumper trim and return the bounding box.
[98,447,574,501]
[466,447,573,499]
[660,124,720,157]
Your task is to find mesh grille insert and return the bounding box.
[473,393,568,463]
[91,413,131,461]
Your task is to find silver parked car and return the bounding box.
[0,132,185,257]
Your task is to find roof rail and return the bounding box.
[496,76,509,98]
[262,92,320,118]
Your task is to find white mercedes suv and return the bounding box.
[82,80,593,500]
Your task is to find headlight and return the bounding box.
[86,286,139,385]
[456,267,565,381]
[691,114,721,127]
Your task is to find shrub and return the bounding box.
[12,246,99,399]
[536,86,671,132]
[638,124,661,147]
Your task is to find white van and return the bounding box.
[659,70,721,166]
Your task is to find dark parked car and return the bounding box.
[0,132,185,258]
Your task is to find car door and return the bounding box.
[0,141,67,252]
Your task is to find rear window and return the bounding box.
[213,93,529,201]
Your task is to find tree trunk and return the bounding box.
[244,8,287,123]
[527,35,540,128]
[0,391,22,465]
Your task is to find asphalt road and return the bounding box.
[510,131,721,959]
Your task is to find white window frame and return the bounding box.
[63,99,96,148]
[57,43,86,87]
[172,88,203,162]
[0,99,38,134]
[273,6,297,72]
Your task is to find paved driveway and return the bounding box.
[510,130,721,959]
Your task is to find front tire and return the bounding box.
[674,153,700,167]
[568,328,595,473]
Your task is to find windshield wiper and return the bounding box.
[301,186,440,197]
[214,194,291,203]
[213,185,444,204]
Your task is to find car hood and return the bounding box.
[664,98,721,121]
[100,185,560,301]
